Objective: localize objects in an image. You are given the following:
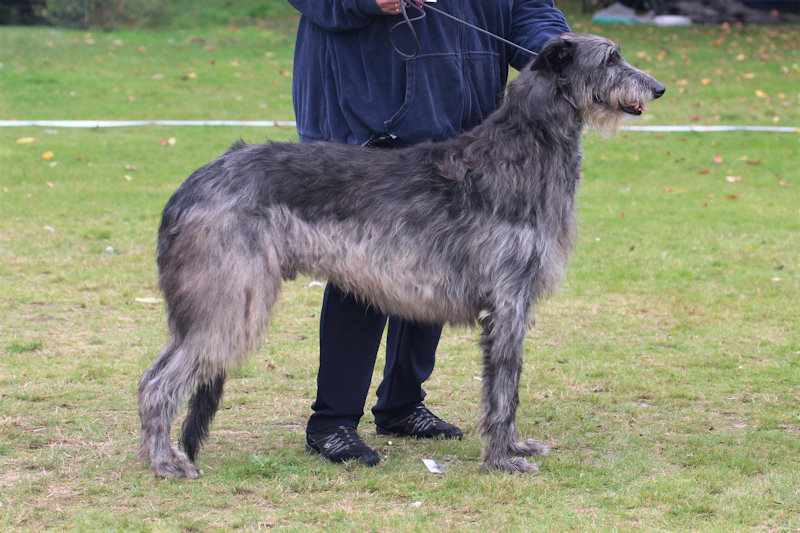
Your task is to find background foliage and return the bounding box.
[0,0,298,29]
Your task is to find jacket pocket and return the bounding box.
[384,51,501,143]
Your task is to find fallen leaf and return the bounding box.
[135,297,163,304]
[726,176,742,182]
[41,151,54,159]
[713,155,723,164]
[755,90,767,98]
[699,169,710,175]
[727,193,741,199]
[16,137,36,144]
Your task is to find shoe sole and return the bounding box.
[376,427,463,440]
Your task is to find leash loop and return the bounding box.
[389,1,538,59]
[389,1,425,58]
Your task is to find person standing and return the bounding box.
[288,0,570,465]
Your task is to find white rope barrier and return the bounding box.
[0,120,298,128]
[0,120,797,133]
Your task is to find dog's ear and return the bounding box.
[530,33,575,74]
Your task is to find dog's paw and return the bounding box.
[484,456,540,474]
[151,448,204,479]
[509,438,550,457]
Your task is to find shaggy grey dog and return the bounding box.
[138,33,665,478]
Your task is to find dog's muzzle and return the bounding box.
[619,81,666,116]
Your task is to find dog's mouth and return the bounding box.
[621,102,646,116]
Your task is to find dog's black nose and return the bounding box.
[653,82,666,99]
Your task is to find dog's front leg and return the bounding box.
[477,303,548,473]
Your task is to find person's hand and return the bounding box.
[376,0,403,15]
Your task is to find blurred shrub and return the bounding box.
[0,0,46,25]
[0,0,167,28]
[40,0,168,29]
[1,0,298,28]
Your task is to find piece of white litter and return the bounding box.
[473,376,482,381]
[410,501,423,508]
[135,297,163,304]
[653,15,692,26]
[104,246,115,254]
[44,226,55,232]
[308,280,324,288]
[422,458,446,474]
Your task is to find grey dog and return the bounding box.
[137,33,665,478]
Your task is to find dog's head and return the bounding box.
[531,33,665,132]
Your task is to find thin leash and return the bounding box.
[390,0,538,59]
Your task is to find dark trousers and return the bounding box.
[306,283,443,433]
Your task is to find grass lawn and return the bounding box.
[1,1,799,530]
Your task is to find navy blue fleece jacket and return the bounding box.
[288,0,570,145]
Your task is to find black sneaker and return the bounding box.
[306,426,380,466]
[376,405,463,440]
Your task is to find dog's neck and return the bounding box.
[500,70,583,140]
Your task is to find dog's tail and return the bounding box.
[180,373,226,462]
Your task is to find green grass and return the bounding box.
[2,2,800,530]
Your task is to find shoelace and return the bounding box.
[314,426,366,455]
[406,407,442,433]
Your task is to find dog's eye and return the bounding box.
[606,50,620,64]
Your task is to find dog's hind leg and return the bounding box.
[477,300,547,473]
[180,372,226,463]
[137,338,206,478]
[138,214,281,478]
